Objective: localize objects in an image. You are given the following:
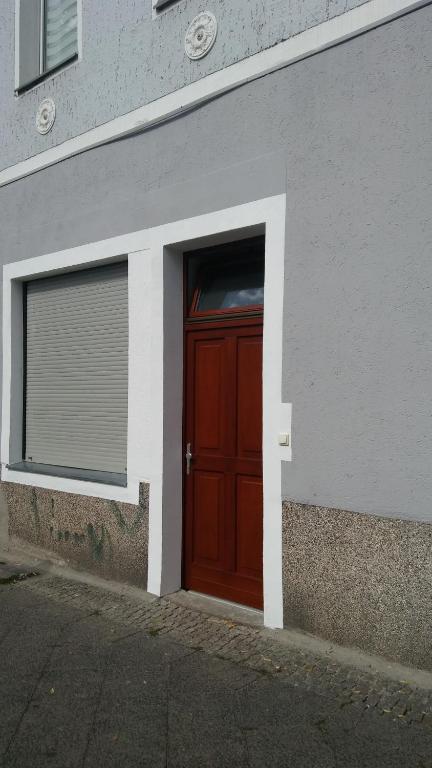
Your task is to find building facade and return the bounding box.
[0,0,431,668]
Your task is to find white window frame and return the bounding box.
[15,0,83,93]
[1,195,290,628]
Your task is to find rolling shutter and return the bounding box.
[44,0,78,72]
[25,263,128,475]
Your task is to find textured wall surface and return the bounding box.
[0,7,431,525]
[4,482,149,588]
[0,0,371,168]
[282,500,432,669]
[0,485,8,547]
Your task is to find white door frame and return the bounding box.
[144,195,290,628]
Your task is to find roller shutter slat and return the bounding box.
[25,263,128,473]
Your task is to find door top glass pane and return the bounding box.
[196,261,264,312]
[186,236,265,318]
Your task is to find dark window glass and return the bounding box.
[196,260,264,312]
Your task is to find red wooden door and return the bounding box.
[183,318,263,609]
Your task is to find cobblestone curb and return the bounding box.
[0,562,39,584]
[19,574,432,728]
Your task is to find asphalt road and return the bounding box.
[1,576,431,768]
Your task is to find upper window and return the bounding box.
[16,0,78,92]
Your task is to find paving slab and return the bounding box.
[1,572,432,768]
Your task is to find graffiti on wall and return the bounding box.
[6,483,148,566]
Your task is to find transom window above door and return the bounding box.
[16,0,78,92]
[186,237,265,319]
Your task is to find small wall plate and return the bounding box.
[36,98,56,135]
[185,12,217,60]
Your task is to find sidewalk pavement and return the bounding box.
[0,556,432,767]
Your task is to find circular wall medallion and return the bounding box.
[36,98,56,135]
[185,12,217,60]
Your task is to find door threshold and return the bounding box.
[167,589,264,629]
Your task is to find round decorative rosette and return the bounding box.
[185,12,217,60]
[36,98,56,135]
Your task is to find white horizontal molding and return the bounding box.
[1,0,427,187]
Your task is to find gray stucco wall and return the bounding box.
[0,6,431,523]
[0,0,370,169]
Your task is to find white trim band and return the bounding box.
[2,0,428,187]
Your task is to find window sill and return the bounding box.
[7,461,127,488]
[153,0,181,12]
[15,55,79,97]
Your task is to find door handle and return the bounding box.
[185,442,193,475]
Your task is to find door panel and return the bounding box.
[184,320,263,609]
[193,471,225,566]
[194,340,225,453]
[237,336,263,458]
[236,475,263,579]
